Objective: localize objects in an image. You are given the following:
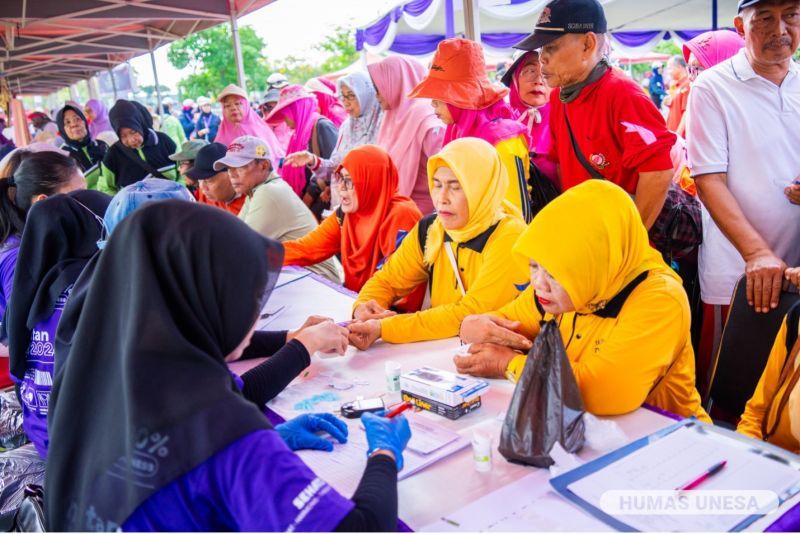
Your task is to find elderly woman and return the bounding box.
[368,56,444,216]
[501,50,557,185]
[213,84,285,161]
[457,180,709,421]
[283,71,382,206]
[56,104,108,189]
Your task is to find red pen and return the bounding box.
[384,401,412,419]
[675,460,727,491]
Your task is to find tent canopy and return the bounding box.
[357,0,738,56]
[0,0,274,95]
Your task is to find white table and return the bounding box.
[231,269,792,532]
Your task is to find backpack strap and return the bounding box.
[416,213,437,256]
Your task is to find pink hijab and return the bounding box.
[367,56,442,197]
[270,96,320,197]
[312,78,347,127]
[507,51,552,158]
[215,95,285,160]
[682,30,745,70]
[443,100,526,146]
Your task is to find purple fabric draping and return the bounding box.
[404,0,435,17]
[445,0,455,38]
[481,32,529,49]
[390,33,444,55]
[612,30,663,47]
[673,29,715,41]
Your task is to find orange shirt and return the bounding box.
[195,188,245,216]
[666,79,690,134]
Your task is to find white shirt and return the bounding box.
[686,50,800,305]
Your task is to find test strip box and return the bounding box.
[399,367,489,407]
[401,391,482,420]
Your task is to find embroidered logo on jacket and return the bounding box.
[590,153,610,170]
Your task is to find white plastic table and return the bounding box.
[230,269,793,532]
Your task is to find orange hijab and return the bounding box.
[339,145,422,291]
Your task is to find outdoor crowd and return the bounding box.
[0,0,798,531]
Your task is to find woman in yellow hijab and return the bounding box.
[348,137,528,349]
[458,180,710,421]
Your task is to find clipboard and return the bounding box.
[550,418,800,532]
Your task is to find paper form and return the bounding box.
[274,269,312,289]
[296,418,470,497]
[566,425,800,532]
[423,472,611,532]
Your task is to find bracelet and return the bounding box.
[310,154,322,172]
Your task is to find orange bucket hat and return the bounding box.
[408,38,508,110]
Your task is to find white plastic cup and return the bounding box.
[472,431,492,472]
[385,361,401,392]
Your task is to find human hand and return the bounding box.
[453,343,519,378]
[294,320,349,355]
[353,300,396,321]
[347,320,382,351]
[362,411,412,470]
[785,180,800,205]
[287,315,333,342]
[786,267,800,289]
[744,251,787,313]
[283,151,315,167]
[275,413,348,451]
[459,315,532,351]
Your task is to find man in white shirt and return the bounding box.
[686,0,800,393]
[214,135,343,284]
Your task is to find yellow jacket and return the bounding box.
[738,317,800,454]
[355,215,528,343]
[499,274,710,421]
[499,180,709,421]
[354,137,529,344]
[495,135,532,223]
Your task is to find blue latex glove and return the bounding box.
[361,410,412,470]
[275,413,348,451]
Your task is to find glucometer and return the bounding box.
[340,397,385,419]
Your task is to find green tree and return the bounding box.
[272,27,360,84]
[167,25,270,97]
[139,84,171,98]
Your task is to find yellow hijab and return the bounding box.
[513,180,679,315]
[424,138,521,265]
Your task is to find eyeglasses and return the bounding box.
[518,64,542,81]
[687,64,704,80]
[339,92,357,103]
[332,171,354,191]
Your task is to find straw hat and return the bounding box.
[264,84,315,123]
[408,38,508,110]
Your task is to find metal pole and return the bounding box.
[229,0,247,89]
[87,76,99,100]
[149,47,163,118]
[108,68,118,101]
[463,0,481,44]
[712,0,718,30]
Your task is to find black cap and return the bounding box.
[514,0,608,51]
[737,0,762,11]
[186,142,228,180]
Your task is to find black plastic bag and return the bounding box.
[499,320,585,467]
[0,444,45,523]
[528,157,560,221]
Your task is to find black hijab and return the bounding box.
[5,190,111,381]
[55,105,108,170]
[108,99,157,146]
[46,201,283,531]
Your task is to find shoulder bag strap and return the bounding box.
[563,107,605,180]
[444,242,466,296]
[762,335,800,441]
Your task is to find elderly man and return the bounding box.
[515,0,676,231]
[686,0,800,392]
[214,135,342,283]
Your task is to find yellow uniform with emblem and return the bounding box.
[493,180,710,421]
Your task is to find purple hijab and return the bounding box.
[85,99,113,138]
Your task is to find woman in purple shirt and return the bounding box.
[46,201,411,532]
[4,189,110,458]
